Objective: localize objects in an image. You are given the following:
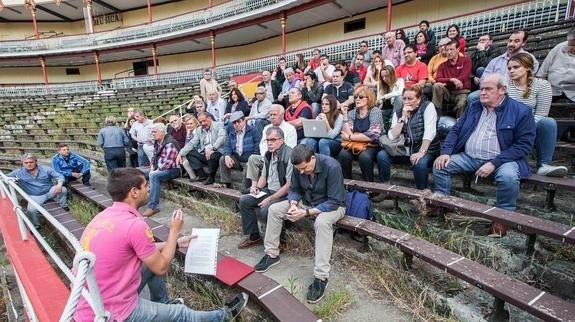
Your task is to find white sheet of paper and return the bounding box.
[184,228,220,275]
[250,191,267,198]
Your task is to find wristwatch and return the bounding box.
[305,209,310,218]
[290,200,298,206]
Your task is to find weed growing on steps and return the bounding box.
[69,197,100,226]
[287,275,301,296]
[312,288,353,320]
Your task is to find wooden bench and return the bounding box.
[171,179,575,321]
[65,182,319,322]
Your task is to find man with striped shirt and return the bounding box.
[433,74,536,236]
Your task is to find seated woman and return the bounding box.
[376,85,439,189]
[377,65,404,125]
[414,31,435,65]
[395,29,410,46]
[446,24,467,56]
[507,53,568,177]
[300,95,344,157]
[224,88,250,123]
[338,86,383,182]
[180,114,200,181]
[363,55,384,88]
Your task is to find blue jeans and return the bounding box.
[300,138,342,157]
[126,297,226,322]
[28,186,68,228]
[103,147,126,172]
[140,168,181,210]
[433,153,520,211]
[535,117,557,168]
[467,90,480,106]
[138,266,169,303]
[137,145,150,167]
[376,150,434,189]
[311,103,321,117]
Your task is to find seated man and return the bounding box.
[238,127,293,249]
[537,27,575,103]
[277,67,301,106]
[140,123,181,217]
[254,144,346,304]
[218,111,261,190]
[382,31,406,68]
[469,34,502,84]
[432,40,472,117]
[301,71,324,117]
[323,69,355,111]
[8,153,68,229]
[177,112,227,185]
[349,53,368,83]
[396,44,430,98]
[427,37,451,84]
[245,104,298,186]
[74,168,247,322]
[52,143,92,186]
[433,74,536,237]
[313,54,336,87]
[335,60,361,86]
[284,87,313,141]
[167,114,187,148]
[206,89,226,122]
[246,86,272,132]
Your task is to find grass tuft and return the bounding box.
[69,197,100,226]
[313,288,353,320]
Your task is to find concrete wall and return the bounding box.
[0,0,514,84]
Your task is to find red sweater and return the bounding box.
[435,56,472,91]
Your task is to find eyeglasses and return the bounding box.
[151,131,158,134]
[355,95,366,99]
[265,138,281,143]
[256,92,265,95]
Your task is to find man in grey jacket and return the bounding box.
[176,112,227,185]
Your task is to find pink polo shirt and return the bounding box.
[74,202,156,322]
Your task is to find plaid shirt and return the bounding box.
[154,136,179,171]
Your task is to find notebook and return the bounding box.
[184,228,220,275]
[303,119,330,138]
[215,256,254,286]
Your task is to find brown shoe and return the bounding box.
[142,208,160,217]
[237,237,263,249]
[490,222,507,237]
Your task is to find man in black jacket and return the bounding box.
[257,70,282,103]
[469,34,502,86]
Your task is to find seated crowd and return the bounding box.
[7,24,574,320]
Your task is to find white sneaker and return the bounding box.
[536,164,568,177]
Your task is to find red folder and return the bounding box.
[215,256,254,286]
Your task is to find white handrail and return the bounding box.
[0,170,110,321]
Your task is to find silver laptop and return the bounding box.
[303,119,329,138]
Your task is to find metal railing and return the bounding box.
[0,0,569,97]
[0,171,109,321]
[0,0,296,57]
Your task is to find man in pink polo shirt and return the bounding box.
[74,168,248,322]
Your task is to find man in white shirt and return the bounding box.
[129,109,154,167]
[206,90,226,122]
[537,28,575,103]
[199,69,222,98]
[313,54,336,88]
[247,86,272,132]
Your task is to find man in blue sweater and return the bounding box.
[52,143,92,187]
[433,74,536,236]
[8,153,68,229]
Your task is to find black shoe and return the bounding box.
[254,254,280,272]
[224,292,248,321]
[62,206,70,211]
[203,177,215,185]
[306,278,328,304]
[190,176,207,182]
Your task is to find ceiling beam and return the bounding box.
[36,4,73,22]
[92,0,120,13]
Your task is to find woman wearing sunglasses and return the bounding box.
[338,86,383,182]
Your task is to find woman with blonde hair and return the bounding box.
[97,115,130,171]
[338,86,383,182]
[363,55,384,88]
[507,52,568,177]
[378,65,404,121]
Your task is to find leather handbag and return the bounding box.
[379,134,409,156]
[341,139,378,155]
